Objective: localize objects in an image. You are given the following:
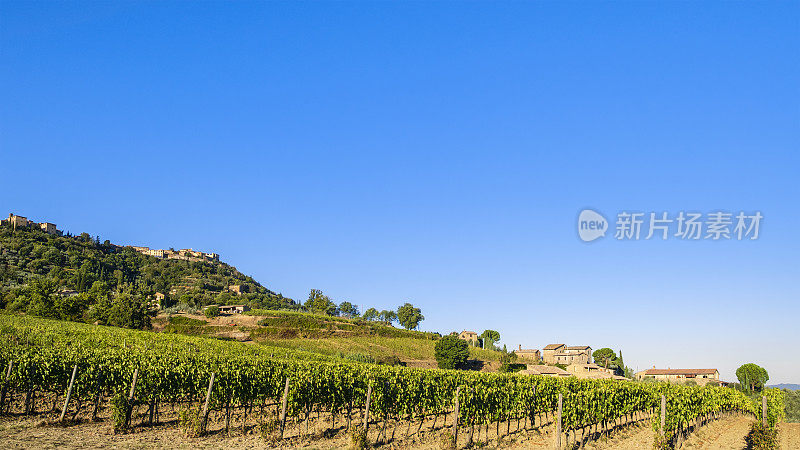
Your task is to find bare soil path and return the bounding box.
[681,415,753,449]
[582,422,653,449]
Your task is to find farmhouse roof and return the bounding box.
[566,345,591,350]
[543,344,565,350]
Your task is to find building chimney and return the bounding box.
[519,344,522,351]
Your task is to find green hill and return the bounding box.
[0,224,294,326]
[0,221,506,370]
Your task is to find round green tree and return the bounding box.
[397,303,424,330]
[736,363,769,392]
[434,335,469,370]
[592,348,617,368]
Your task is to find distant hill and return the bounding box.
[0,223,294,327]
[768,383,800,390]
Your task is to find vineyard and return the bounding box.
[0,314,785,448]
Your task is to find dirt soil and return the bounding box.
[582,422,653,449]
[582,414,800,450]
[0,414,555,449]
[681,415,753,449]
[779,422,800,450]
[4,414,797,449]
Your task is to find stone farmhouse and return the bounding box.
[1,213,62,235]
[542,344,592,365]
[635,368,720,385]
[218,304,250,315]
[513,345,541,362]
[458,330,479,346]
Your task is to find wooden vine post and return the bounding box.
[200,372,215,434]
[24,366,34,415]
[279,378,290,439]
[59,365,78,422]
[660,395,666,438]
[555,392,562,449]
[452,386,460,446]
[762,396,767,424]
[363,383,372,432]
[125,368,138,428]
[0,360,12,412]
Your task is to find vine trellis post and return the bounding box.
[363,383,372,432]
[59,364,78,422]
[452,386,460,447]
[279,378,290,439]
[200,372,215,434]
[555,392,562,449]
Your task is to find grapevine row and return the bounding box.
[0,314,784,447]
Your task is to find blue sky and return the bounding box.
[1,2,798,383]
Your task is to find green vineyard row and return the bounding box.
[0,314,785,440]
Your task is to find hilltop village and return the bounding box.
[3,213,220,264]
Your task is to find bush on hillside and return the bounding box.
[434,335,469,370]
[204,305,219,318]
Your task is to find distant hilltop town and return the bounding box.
[1,213,61,235]
[2,212,220,263]
[129,246,219,263]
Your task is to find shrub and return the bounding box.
[259,418,280,443]
[204,305,219,318]
[349,426,370,449]
[110,393,131,434]
[376,354,402,366]
[178,406,202,437]
[434,335,469,370]
[744,421,778,449]
[438,430,456,449]
[498,363,526,373]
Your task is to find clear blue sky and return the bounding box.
[2,2,798,383]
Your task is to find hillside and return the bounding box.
[0,223,294,325]
[0,219,506,369]
[154,309,502,369]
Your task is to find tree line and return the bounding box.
[303,289,424,330]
